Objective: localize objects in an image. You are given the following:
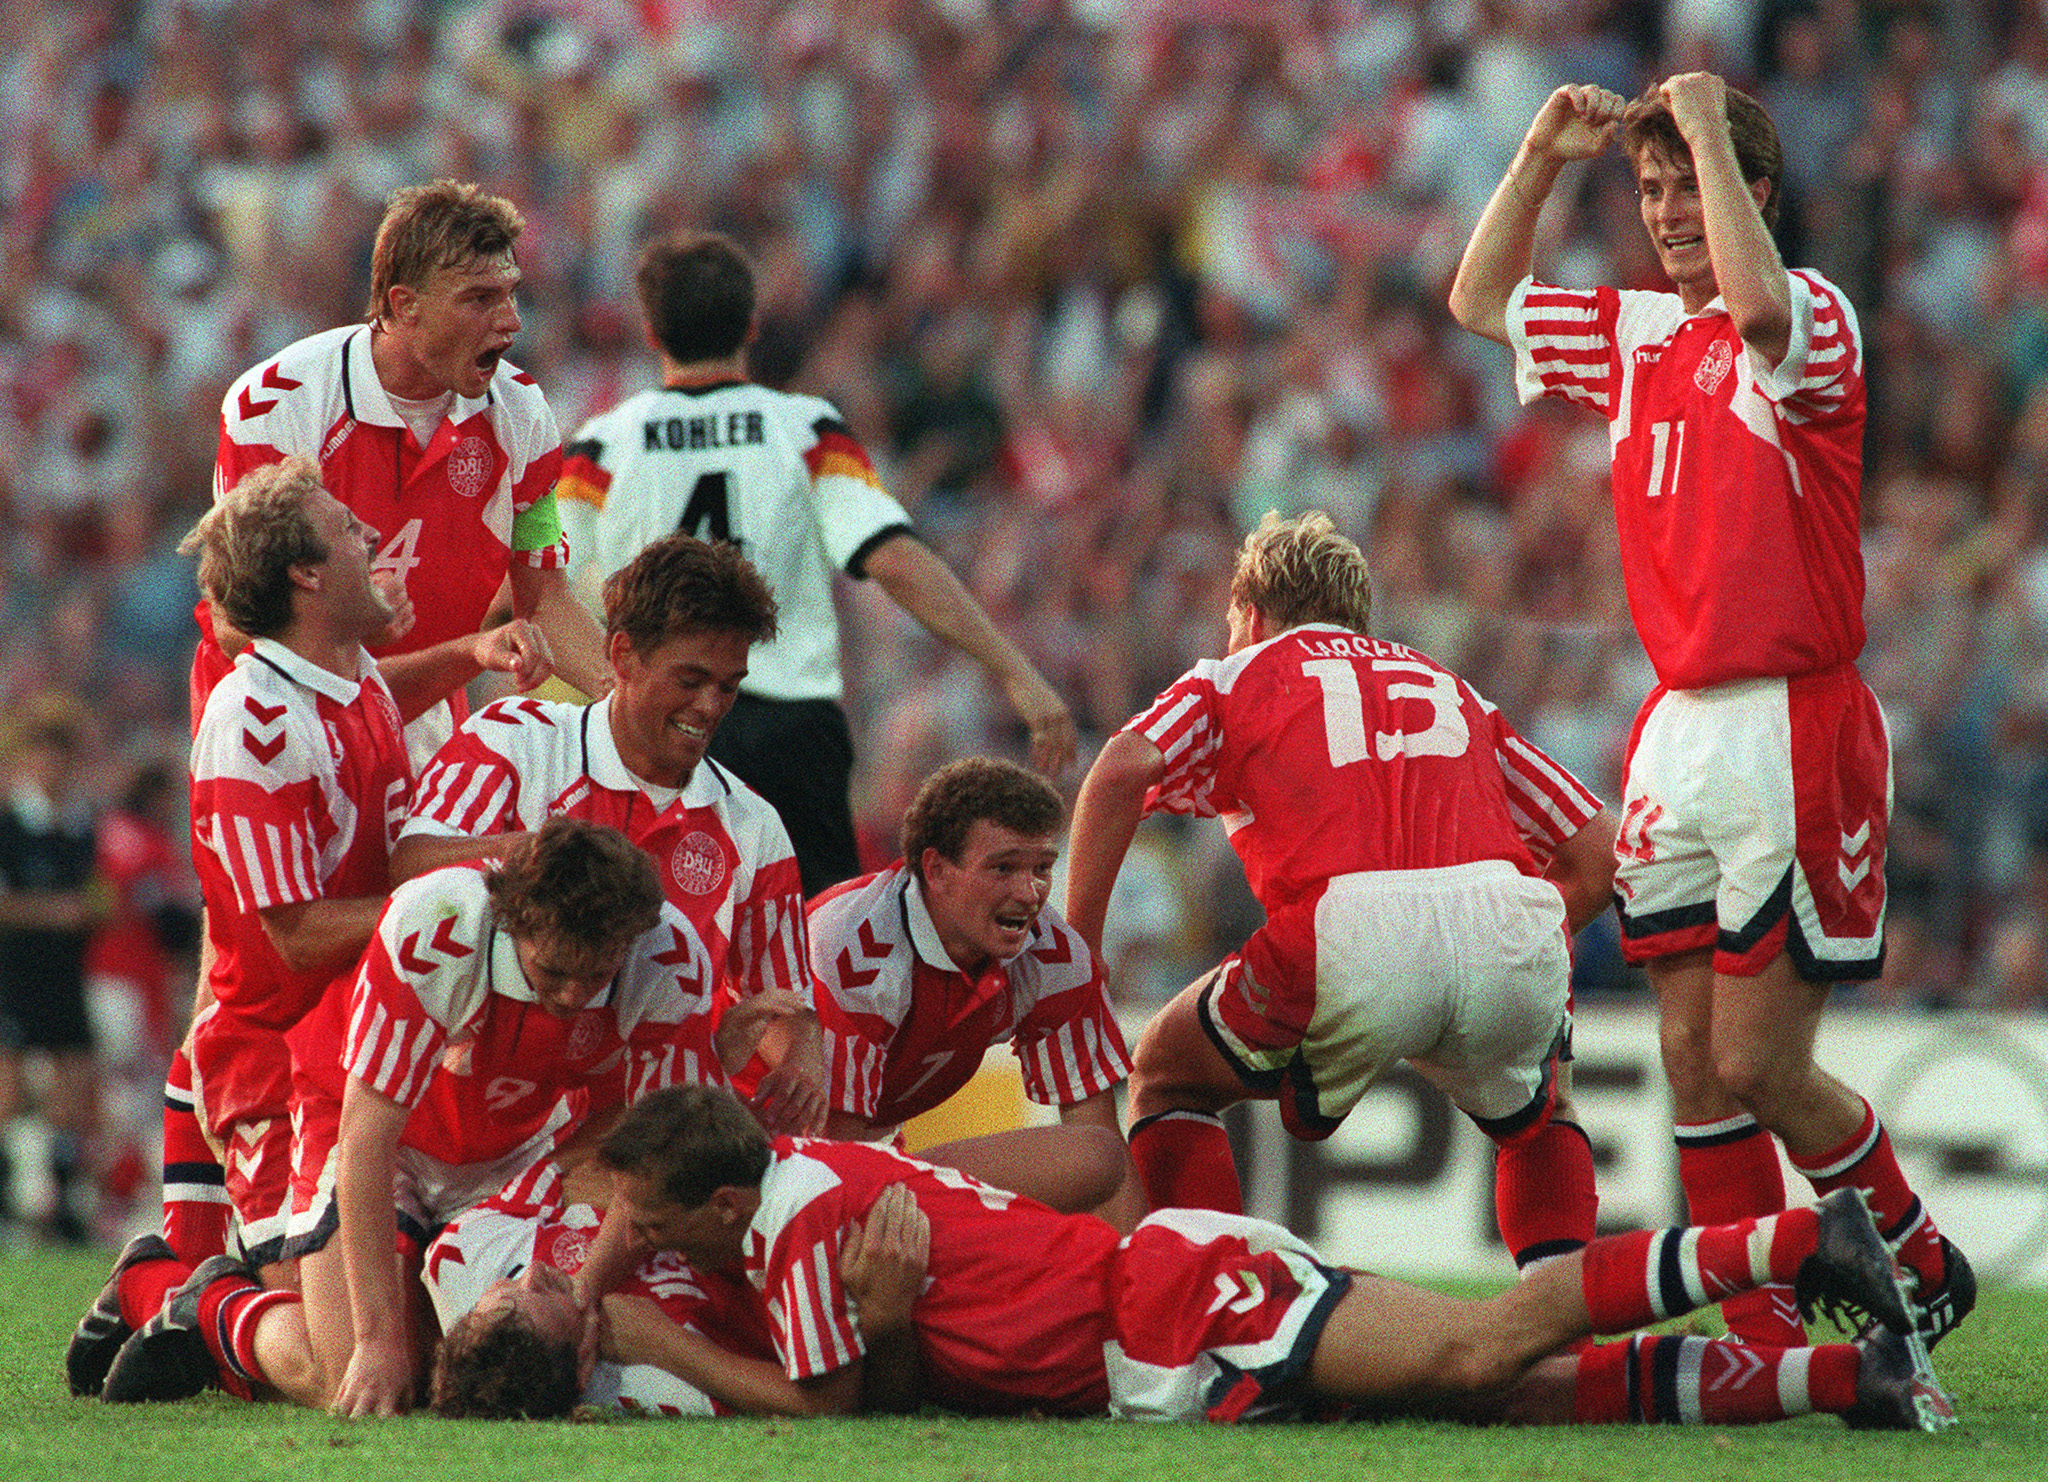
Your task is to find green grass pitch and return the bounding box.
[5,1244,2043,1482]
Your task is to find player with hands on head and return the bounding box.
[1066,511,1615,1277]
[1448,73,1973,1350]
[556,229,1075,895]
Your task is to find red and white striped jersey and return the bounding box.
[189,638,409,1016]
[213,324,567,661]
[1506,271,1868,689]
[341,863,725,1166]
[423,1163,775,1416]
[1120,625,1603,909]
[744,1138,1121,1413]
[401,695,809,1005]
[807,863,1131,1127]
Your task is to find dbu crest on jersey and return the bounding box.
[446,436,495,498]
[1694,339,1734,396]
[670,830,729,896]
[565,1010,606,1062]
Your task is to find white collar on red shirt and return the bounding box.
[244,635,373,704]
[589,694,720,811]
[900,867,1028,974]
[347,325,493,430]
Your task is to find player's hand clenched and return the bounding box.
[473,618,553,691]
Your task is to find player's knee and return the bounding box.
[1710,1036,1802,1111]
[1064,1124,1130,1209]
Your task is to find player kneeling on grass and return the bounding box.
[433,1084,1956,1430]
[70,821,803,1414]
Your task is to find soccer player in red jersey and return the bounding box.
[160,179,592,1273]
[1066,513,1617,1276]
[1448,73,1972,1348]
[570,1085,1953,1431]
[393,534,825,1134]
[808,757,1138,1224]
[66,458,553,1401]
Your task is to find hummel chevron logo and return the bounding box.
[244,698,287,725]
[1839,819,1874,890]
[398,914,474,973]
[1706,1343,1767,1392]
[1207,1268,1265,1316]
[242,729,287,765]
[485,697,556,725]
[836,919,891,989]
[651,926,699,969]
[236,362,303,420]
[1030,930,1073,967]
[426,1241,466,1284]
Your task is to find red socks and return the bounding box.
[1571,1335,1861,1423]
[193,1269,298,1398]
[162,1049,230,1265]
[1789,1097,1946,1295]
[1128,1110,1242,1215]
[1494,1119,1598,1268]
[1676,1113,1803,1345]
[1579,1207,1820,1331]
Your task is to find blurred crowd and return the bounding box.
[5,0,2048,1222]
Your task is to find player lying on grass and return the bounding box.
[433,1085,1956,1430]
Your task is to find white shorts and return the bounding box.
[1615,667,1890,979]
[1203,860,1570,1140]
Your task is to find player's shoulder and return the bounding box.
[1013,904,1097,982]
[384,859,493,932]
[488,357,551,413]
[464,693,584,738]
[228,324,355,389]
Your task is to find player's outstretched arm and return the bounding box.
[841,1182,928,1414]
[1660,72,1791,365]
[1449,84,1627,345]
[601,1294,837,1416]
[376,619,554,722]
[388,829,528,883]
[331,1078,416,1418]
[257,896,385,975]
[509,564,614,700]
[1064,729,1165,956]
[863,533,1078,778]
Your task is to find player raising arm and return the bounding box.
[1448,74,1972,1350]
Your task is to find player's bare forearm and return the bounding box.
[602,1295,826,1416]
[1064,730,1164,954]
[1451,85,1623,344]
[257,895,384,975]
[1061,1090,1145,1232]
[511,565,613,699]
[389,830,526,883]
[572,1200,646,1309]
[333,1080,413,1415]
[864,533,1077,776]
[1547,806,1620,935]
[1663,73,1790,363]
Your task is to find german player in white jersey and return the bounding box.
[809,757,1139,1224]
[556,231,1074,895]
[394,534,825,1134]
[1448,73,1971,1348]
[1066,513,1617,1277]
